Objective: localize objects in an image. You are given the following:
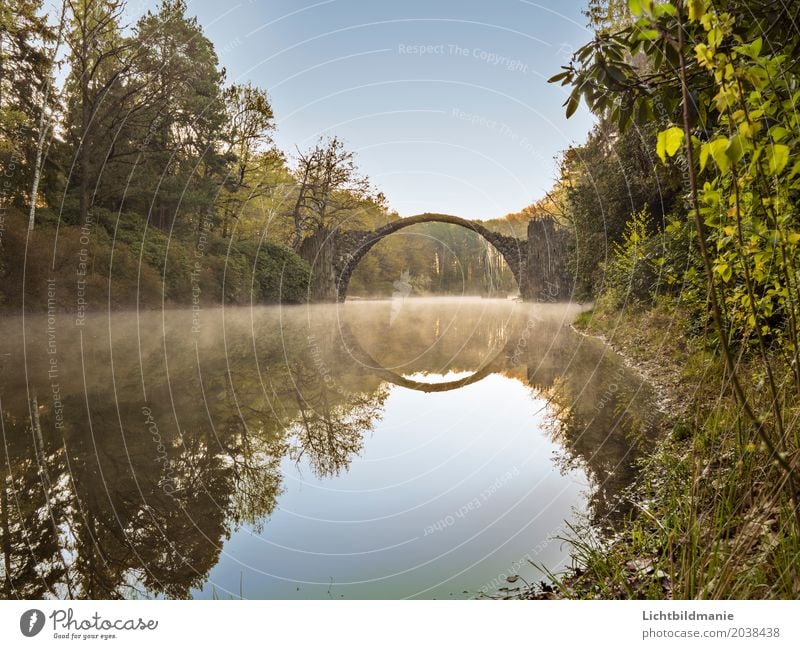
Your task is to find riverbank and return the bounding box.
[516,299,800,599]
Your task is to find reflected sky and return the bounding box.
[198,373,587,599]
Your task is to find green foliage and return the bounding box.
[647,2,800,352]
[235,240,310,303]
[557,121,681,299]
[568,302,800,599]
[0,0,54,206]
[0,207,309,311]
[556,0,800,360]
[2,0,521,305]
[556,0,800,598]
[604,207,659,305]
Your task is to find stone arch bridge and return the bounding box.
[299,213,571,302]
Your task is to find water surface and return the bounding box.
[0,298,659,599]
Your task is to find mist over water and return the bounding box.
[0,298,660,599]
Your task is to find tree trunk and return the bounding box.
[27,155,43,231]
[79,66,91,225]
[27,1,66,231]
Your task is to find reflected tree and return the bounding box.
[0,405,70,598]
[287,359,387,478]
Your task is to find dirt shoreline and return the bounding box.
[569,322,688,418]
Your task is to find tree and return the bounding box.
[288,136,376,249]
[28,1,68,230]
[61,0,229,230]
[0,399,70,598]
[63,0,132,224]
[130,0,227,230]
[0,0,54,208]
[559,119,680,298]
[583,0,632,31]
[217,83,278,237]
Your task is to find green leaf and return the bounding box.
[769,125,789,142]
[565,90,580,118]
[768,144,789,174]
[655,3,677,17]
[700,143,710,171]
[628,0,642,16]
[619,102,633,129]
[715,262,732,282]
[688,0,706,20]
[547,71,569,84]
[656,127,683,163]
[708,138,731,174]
[606,66,626,85]
[664,126,684,158]
[636,28,660,41]
[656,131,667,163]
[725,135,744,164]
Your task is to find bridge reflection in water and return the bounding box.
[0,299,660,599]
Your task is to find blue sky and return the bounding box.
[126,0,597,219]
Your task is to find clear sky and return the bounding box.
[126,0,597,220]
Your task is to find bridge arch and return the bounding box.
[333,213,527,302]
[340,323,513,393]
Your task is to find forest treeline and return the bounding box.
[0,0,523,311]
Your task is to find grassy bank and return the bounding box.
[0,209,310,313]
[529,298,800,599]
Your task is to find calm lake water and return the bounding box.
[0,298,659,599]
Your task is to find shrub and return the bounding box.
[236,240,310,304]
[603,207,660,306]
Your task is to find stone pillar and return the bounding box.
[523,217,572,301]
[298,229,339,301]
